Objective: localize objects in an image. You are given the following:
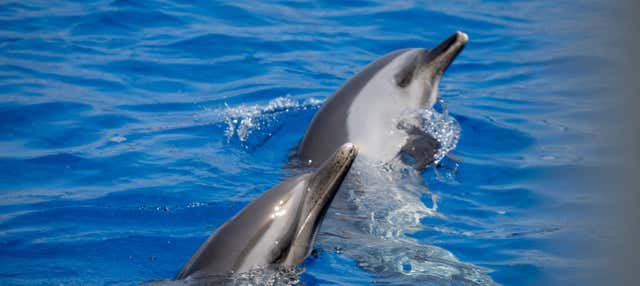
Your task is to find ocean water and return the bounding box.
[0,0,612,285]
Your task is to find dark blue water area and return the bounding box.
[0,0,613,285]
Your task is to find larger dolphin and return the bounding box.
[298,32,468,170]
[176,143,358,281]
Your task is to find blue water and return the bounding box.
[0,1,611,285]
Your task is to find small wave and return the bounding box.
[217,96,322,150]
[222,96,319,141]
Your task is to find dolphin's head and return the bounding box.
[282,143,358,266]
[390,31,468,109]
[340,32,467,162]
[178,145,357,277]
[173,143,358,279]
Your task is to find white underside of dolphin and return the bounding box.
[347,50,435,163]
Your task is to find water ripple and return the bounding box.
[0,0,610,285]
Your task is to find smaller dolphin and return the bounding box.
[175,143,358,281]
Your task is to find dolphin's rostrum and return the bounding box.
[176,143,358,281]
[298,31,468,170]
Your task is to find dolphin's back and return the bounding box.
[298,49,410,166]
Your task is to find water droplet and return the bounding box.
[109,135,127,143]
[402,262,412,273]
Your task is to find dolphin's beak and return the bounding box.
[306,143,358,220]
[288,143,357,262]
[415,31,468,107]
[424,31,468,75]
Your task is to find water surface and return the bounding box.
[0,0,611,285]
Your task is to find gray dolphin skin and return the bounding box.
[298,31,468,170]
[175,143,358,281]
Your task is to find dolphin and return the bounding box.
[175,143,358,281]
[298,31,468,170]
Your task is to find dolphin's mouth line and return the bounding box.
[423,31,468,75]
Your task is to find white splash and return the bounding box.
[398,99,462,164]
[108,135,127,143]
[221,96,322,146]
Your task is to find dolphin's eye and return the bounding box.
[394,71,412,88]
[394,58,417,88]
